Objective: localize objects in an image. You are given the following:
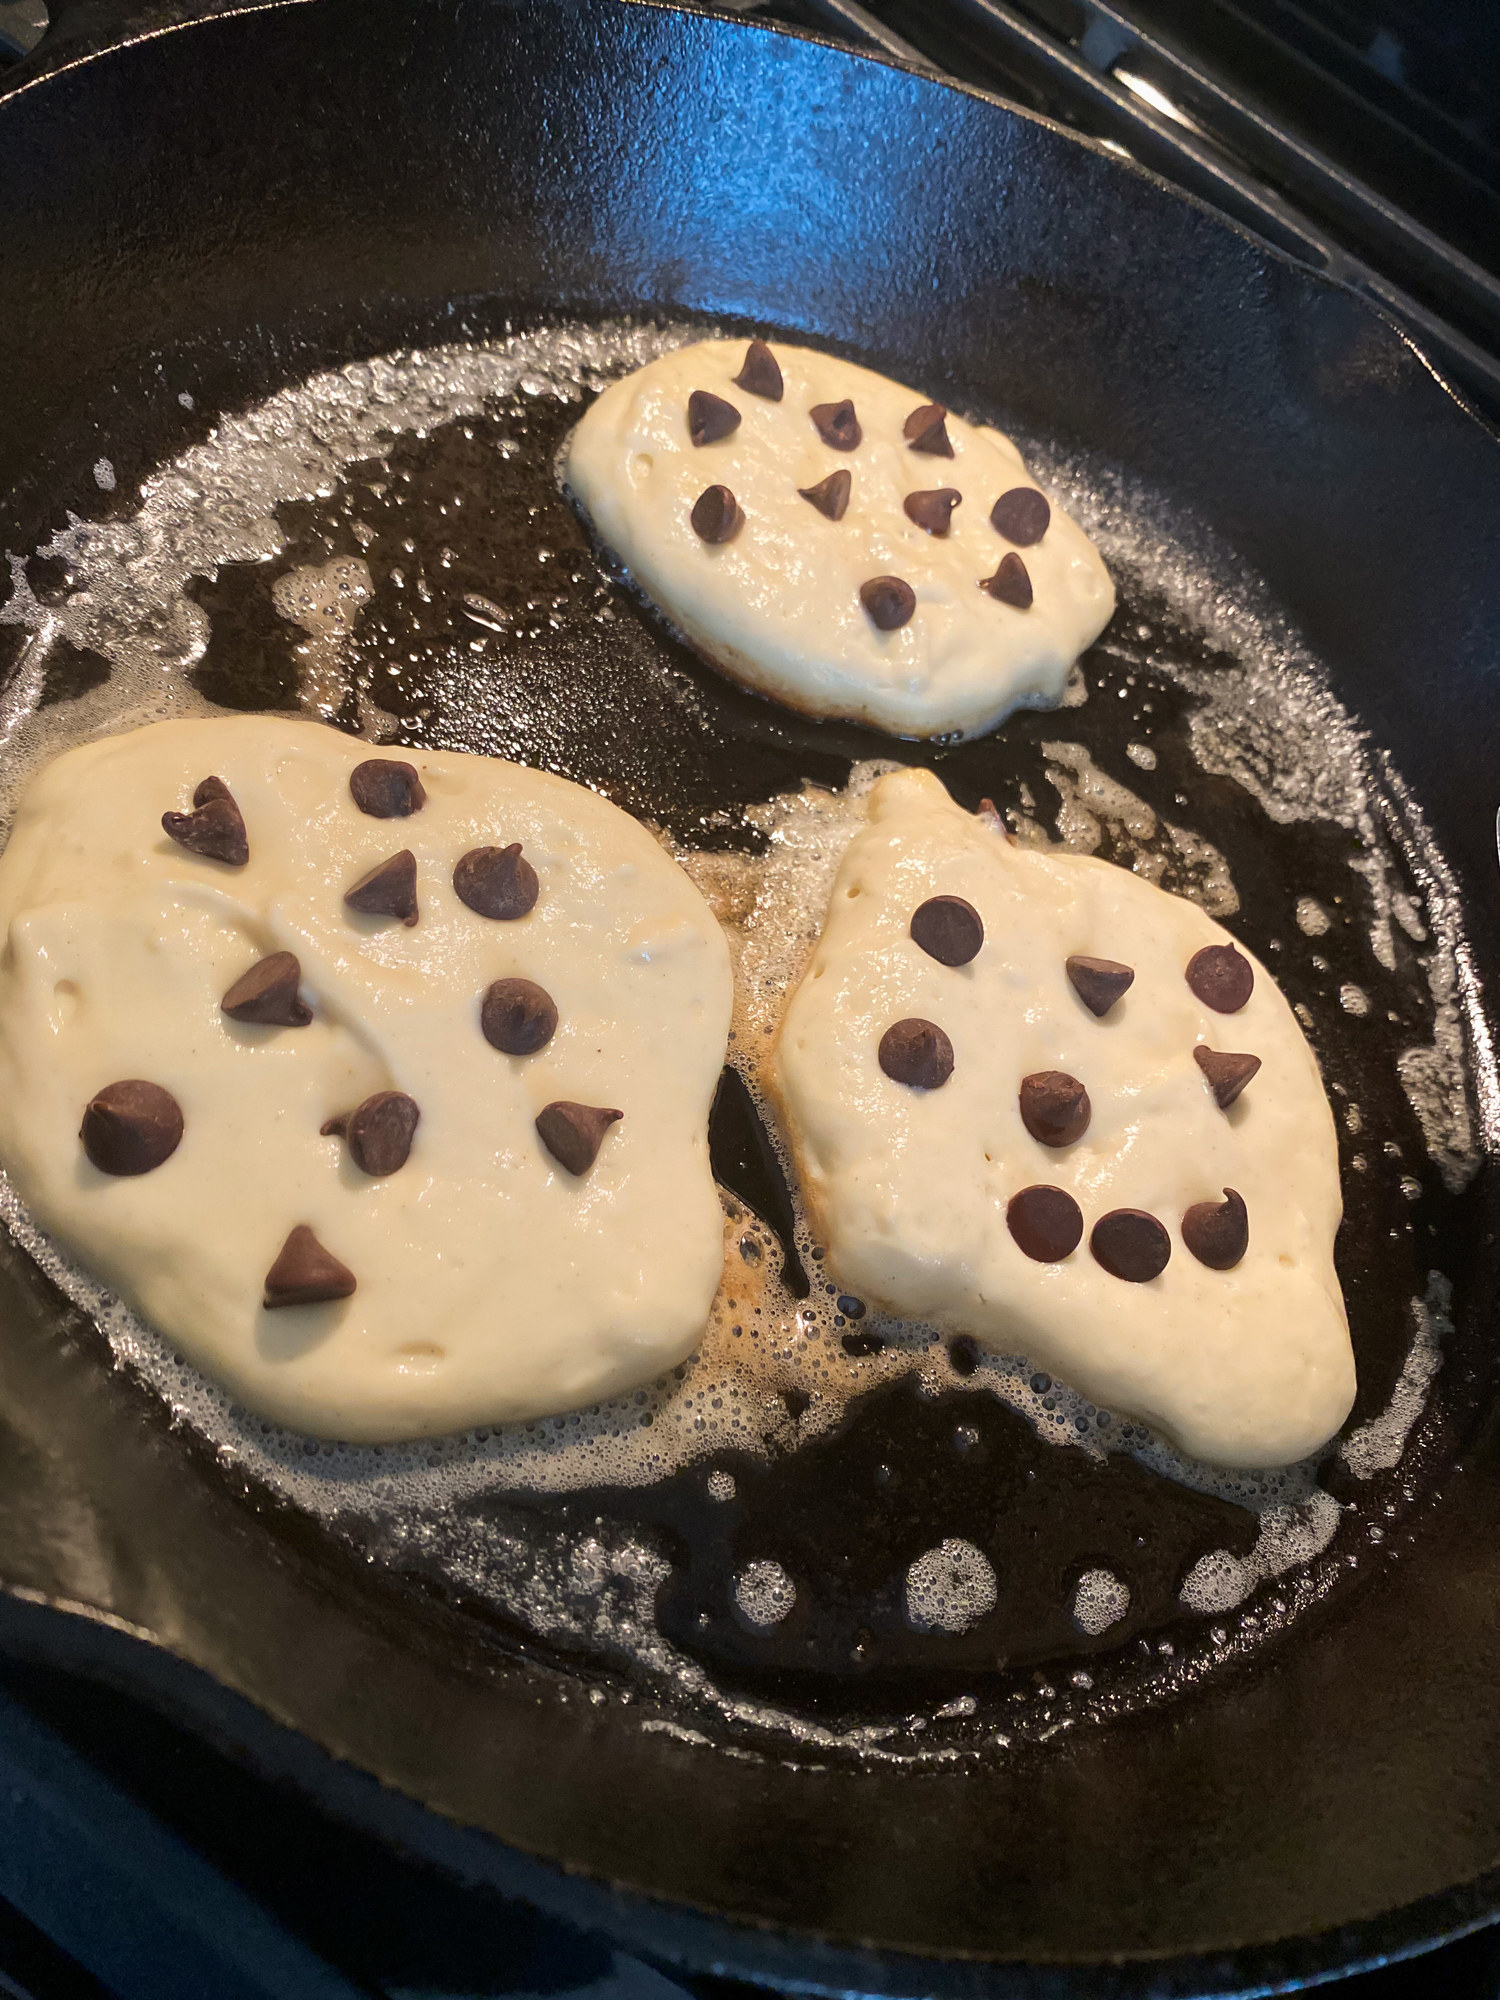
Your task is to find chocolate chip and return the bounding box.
[1182,1187,1249,1270]
[344,1090,420,1177]
[688,390,741,446]
[809,399,861,450]
[910,894,983,966]
[798,469,851,521]
[320,1112,348,1137]
[1019,1070,1090,1146]
[162,782,248,866]
[453,842,538,920]
[981,552,1033,609]
[349,759,426,818]
[1091,1208,1171,1282]
[220,951,312,1027]
[80,1079,183,1176]
[878,1018,953,1089]
[690,485,743,543]
[990,487,1051,545]
[536,1100,622,1176]
[903,402,954,457]
[1066,954,1135,1017]
[344,849,418,925]
[1186,943,1253,1013]
[860,575,916,631]
[263,1225,356,1308]
[1194,1045,1261,1110]
[1007,1184,1084,1262]
[481,976,558,1055]
[903,488,962,535]
[734,339,783,401]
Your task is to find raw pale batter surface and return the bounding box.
[566,339,1115,739]
[772,769,1352,1468]
[0,717,732,1440]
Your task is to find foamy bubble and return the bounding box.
[905,1539,997,1634]
[1072,1568,1131,1635]
[1178,1549,1250,1617]
[1340,1272,1449,1479]
[1180,1488,1343,1616]
[1036,739,1238,917]
[269,555,373,635]
[734,1559,796,1628]
[1398,958,1480,1193]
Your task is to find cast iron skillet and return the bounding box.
[1,0,1500,1990]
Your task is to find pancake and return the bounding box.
[771,766,1353,1469]
[0,716,732,1441]
[566,337,1115,739]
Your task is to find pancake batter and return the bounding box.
[772,768,1352,1468]
[566,338,1116,739]
[0,717,733,1440]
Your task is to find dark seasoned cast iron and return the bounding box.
[1,0,1499,1990]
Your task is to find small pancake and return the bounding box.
[566,338,1116,740]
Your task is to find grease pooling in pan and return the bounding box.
[0,320,1489,1757]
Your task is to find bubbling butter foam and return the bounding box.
[1338,1271,1450,1480]
[734,1559,797,1629]
[1180,1489,1344,1617]
[1073,1568,1131,1636]
[905,1540,998,1634]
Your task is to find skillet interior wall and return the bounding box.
[3,0,1500,1972]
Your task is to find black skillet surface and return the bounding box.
[1,0,1500,1990]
